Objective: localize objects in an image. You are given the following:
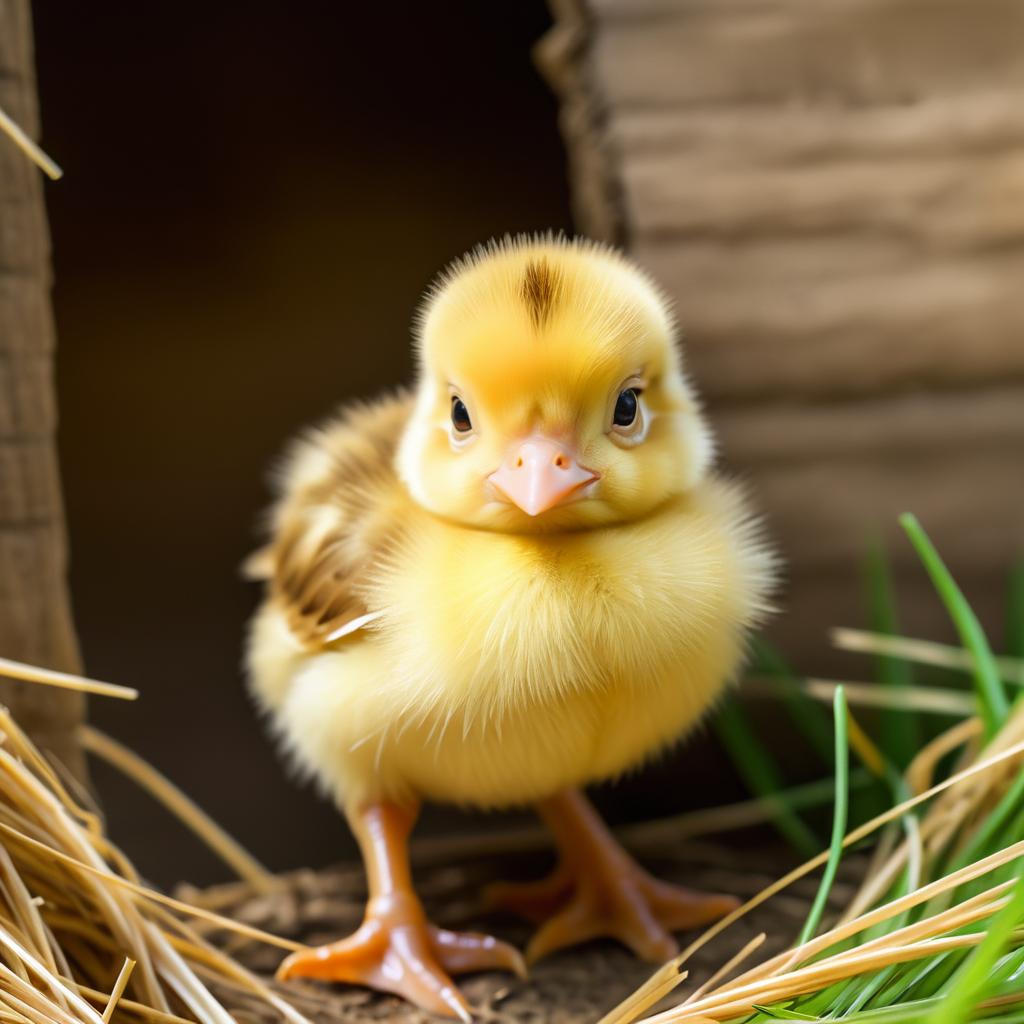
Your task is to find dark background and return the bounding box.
[31,3,753,889]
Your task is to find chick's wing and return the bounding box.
[267,393,413,649]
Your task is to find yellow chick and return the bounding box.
[247,235,775,1019]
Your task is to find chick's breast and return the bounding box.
[247,395,773,812]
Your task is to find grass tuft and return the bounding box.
[899,513,1009,737]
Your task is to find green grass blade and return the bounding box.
[899,513,1010,737]
[924,864,1024,1024]
[834,998,939,1024]
[750,1006,819,1021]
[990,946,1024,987]
[797,686,850,944]
[875,953,952,1005]
[842,963,899,1015]
[865,537,918,766]
[824,965,885,1017]
[835,997,957,1024]
[835,974,1024,1022]
[712,697,820,858]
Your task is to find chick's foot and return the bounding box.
[521,857,737,965]
[494,789,738,965]
[276,895,525,1021]
[276,802,523,1020]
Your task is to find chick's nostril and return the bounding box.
[489,437,597,516]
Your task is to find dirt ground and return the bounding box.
[184,836,863,1024]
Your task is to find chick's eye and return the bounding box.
[613,388,640,427]
[451,396,473,433]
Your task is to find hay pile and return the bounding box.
[0,658,308,1024]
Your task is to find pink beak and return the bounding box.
[488,437,598,517]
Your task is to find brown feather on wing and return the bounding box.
[273,516,369,646]
[265,393,412,649]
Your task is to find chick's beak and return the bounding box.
[488,437,598,516]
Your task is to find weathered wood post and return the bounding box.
[0,0,86,777]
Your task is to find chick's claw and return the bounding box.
[432,927,528,978]
[276,916,525,1021]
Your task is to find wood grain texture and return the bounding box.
[0,0,86,778]
[535,0,624,242]
[543,0,1024,668]
[591,0,1024,107]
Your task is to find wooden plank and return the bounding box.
[615,93,1024,164]
[0,78,43,201]
[0,276,55,354]
[639,241,1024,398]
[713,387,1024,464]
[0,0,85,779]
[0,528,84,757]
[0,351,55,439]
[0,439,62,525]
[0,134,33,201]
[0,0,31,81]
[625,151,1024,242]
[592,0,1024,108]
[0,198,48,273]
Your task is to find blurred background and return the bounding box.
[5,2,1022,888]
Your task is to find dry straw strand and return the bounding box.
[0,658,136,701]
[78,726,276,895]
[0,105,63,179]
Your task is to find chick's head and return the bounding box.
[397,236,713,532]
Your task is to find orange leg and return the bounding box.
[487,789,738,964]
[277,802,525,1020]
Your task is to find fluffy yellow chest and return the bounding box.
[255,481,768,808]
[334,487,757,804]
[374,517,714,707]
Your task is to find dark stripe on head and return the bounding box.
[521,258,561,329]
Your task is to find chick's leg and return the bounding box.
[277,801,524,1020]
[488,789,737,964]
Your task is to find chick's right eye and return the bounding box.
[613,388,640,427]
[451,396,473,433]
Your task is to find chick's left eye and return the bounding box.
[613,388,640,427]
[451,396,472,433]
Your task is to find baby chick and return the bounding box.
[247,235,775,1019]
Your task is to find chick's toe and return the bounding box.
[277,915,524,1020]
